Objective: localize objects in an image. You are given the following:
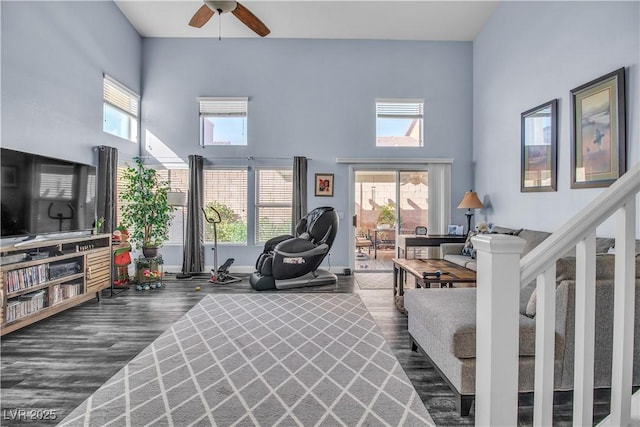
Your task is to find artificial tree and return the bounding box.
[119,157,174,257]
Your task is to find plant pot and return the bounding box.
[142,246,160,258]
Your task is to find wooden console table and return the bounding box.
[396,234,467,259]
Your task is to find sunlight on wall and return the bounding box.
[145,130,188,169]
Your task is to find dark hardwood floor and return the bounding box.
[0,274,607,426]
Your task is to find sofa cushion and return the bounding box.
[596,238,616,254]
[404,288,557,359]
[443,254,475,269]
[518,229,552,257]
[526,254,640,317]
[556,253,639,282]
[464,260,477,271]
[562,237,617,257]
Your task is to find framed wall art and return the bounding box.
[314,173,334,197]
[521,99,557,192]
[570,67,626,188]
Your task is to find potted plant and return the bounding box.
[377,203,396,229]
[119,157,175,258]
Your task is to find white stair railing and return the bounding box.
[473,161,640,426]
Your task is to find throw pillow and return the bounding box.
[461,231,478,257]
[526,289,537,318]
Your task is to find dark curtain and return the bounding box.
[96,146,118,234]
[292,156,307,233]
[183,155,205,274]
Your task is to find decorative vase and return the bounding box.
[142,246,160,258]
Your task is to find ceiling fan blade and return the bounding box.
[189,4,215,28]
[232,2,270,37]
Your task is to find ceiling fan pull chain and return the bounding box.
[217,8,222,40]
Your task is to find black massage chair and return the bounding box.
[249,206,339,291]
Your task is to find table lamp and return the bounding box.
[457,190,484,234]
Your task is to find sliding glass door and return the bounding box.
[353,170,428,271]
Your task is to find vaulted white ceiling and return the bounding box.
[114,1,499,41]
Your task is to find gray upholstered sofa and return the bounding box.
[440,227,618,272]
[405,227,640,416]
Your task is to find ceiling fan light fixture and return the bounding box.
[190,0,270,37]
[204,0,237,14]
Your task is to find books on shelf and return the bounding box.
[5,290,46,322]
[4,265,48,293]
[50,282,83,306]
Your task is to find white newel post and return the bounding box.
[472,234,526,427]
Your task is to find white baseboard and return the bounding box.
[160,265,352,276]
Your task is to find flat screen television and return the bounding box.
[1,148,97,240]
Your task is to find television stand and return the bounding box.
[1,233,112,335]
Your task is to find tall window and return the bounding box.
[199,97,248,146]
[103,75,140,142]
[376,99,424,147]
[255,168,292,243]
[203,169,248,244]
[116,166,249,245]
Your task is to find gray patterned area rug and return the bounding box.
[354,272,394,290]
[59,293,434,426]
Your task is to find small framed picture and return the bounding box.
[448,225,464,236]
[315,173,334,197]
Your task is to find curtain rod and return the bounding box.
[135,156,310,161]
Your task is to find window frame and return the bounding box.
[198,97,248,146]
[103,74,140,143]
[375,98,424,147]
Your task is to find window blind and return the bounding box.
[203,169,248,244]
[103,75,140,117]
[198,97,248,117]
[255,169,292,243]
[376,99,424,119]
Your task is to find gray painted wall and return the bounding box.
[1,1,142,165]
[141,38,474,268]
[473,1,639,237]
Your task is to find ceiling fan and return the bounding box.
[189,1,270,37]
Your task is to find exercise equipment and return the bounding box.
[202,206,242,285]
[250,206,338,291]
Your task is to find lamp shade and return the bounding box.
[167,190,188,207]
[457,191,484,209]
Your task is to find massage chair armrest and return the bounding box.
[273,237,318,256]
[275,243,329,259]
[263,234,294,253]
